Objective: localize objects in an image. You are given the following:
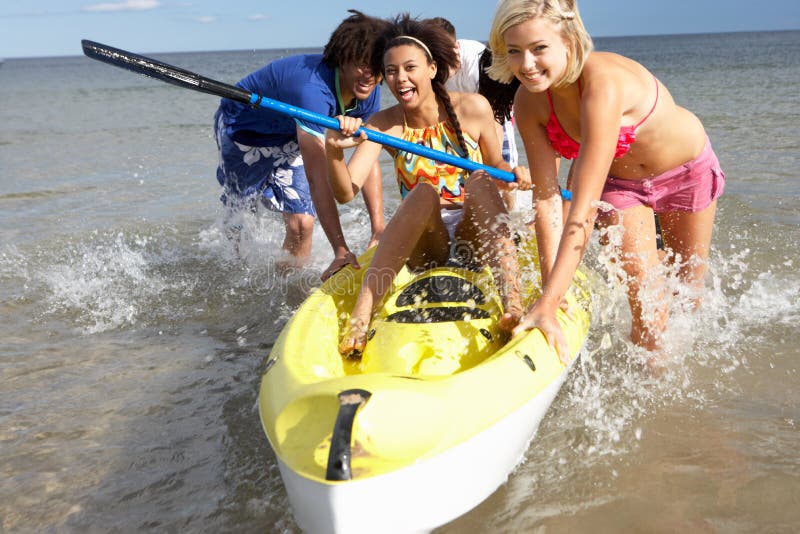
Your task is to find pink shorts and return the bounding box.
[600,138,725,213]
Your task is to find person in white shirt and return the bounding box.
[444,38,485,93]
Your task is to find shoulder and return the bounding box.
[366,105,404,136]
[513,87,549,126]
[583,52,652,89]
[248,54,329,92]
[583,52,628,80]
[288,56,335,101]
[265,53,323,75]
[582,52,652,107]
[453,91,492,116]
[451,92,494,139]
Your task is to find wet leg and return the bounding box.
[279,212,314,270]
[458,172,523,333]
[659,200,717,309]
[339,186,449,356]
[614,205,667,350]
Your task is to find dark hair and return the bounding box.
[478,47,520,124]
[427,17,456,39]
[322,10,390,76]
[380,14,469,157]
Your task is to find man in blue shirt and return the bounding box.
[214,10,388,279]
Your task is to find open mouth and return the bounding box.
[521,69,545,83]
[356,80,374,93]
[397,86,416,102]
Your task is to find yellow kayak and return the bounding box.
[258,242,592,533]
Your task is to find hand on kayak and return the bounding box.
[339,316,369,359]
[512,299,570,366]
[321,250,360,281]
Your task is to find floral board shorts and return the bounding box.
[214,110,315,215]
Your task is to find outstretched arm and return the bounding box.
[543,79,622,308]
[514,91,563,286]
[514,77,623,361]
[296,126,358,280]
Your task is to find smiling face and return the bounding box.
[503,17,569,92]
[338,62,382,104]
[382,44,437,109]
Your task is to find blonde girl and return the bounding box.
[489,0,724,359]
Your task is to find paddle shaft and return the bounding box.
[81,39,571,199]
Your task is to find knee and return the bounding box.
[621,258,648,285]
[464,171,498,196]
[406,183,441,209]
[465,173,505,210]
[285,214,315,240]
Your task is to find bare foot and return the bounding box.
[275,252,310,276]
[644,351,672,377]
[498,292,523,334]
[338,317,369,359]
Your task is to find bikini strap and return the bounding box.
[634,75,659,129]
[548,79,582,114]
[545,89,556,113]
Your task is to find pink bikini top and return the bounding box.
[545,76,659,160]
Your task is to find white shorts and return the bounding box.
[440,208,464,243]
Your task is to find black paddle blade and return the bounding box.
[80,39,252,104]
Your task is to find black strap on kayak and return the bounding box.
[326,388,372,481]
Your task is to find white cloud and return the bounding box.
[194,15,216,23]
[248,14,266,21]
[83,0,160,12]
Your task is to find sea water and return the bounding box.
[1,31,798,532]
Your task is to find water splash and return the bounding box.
[0,245,32,302]
[13,202,378,336]
[40,232,172,333]
[532,217,799,467]
[199,203,375,286]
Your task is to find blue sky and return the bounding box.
[1,0,799,58]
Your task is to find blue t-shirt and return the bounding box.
[218,54,381,147]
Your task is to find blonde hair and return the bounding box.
[488,0,593,88]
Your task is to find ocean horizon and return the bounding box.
[3,28,797,60]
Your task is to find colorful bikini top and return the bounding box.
[393,119,482,204]
[545,76,659,160]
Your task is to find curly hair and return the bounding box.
[478,47,520,124]
[322,10,391,77]
[380,14,470,157]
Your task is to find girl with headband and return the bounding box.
[326,14,532,357]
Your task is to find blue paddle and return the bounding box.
[80,39,571,200]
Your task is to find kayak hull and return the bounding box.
[276,364,571,533]
[259,243,592,533]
